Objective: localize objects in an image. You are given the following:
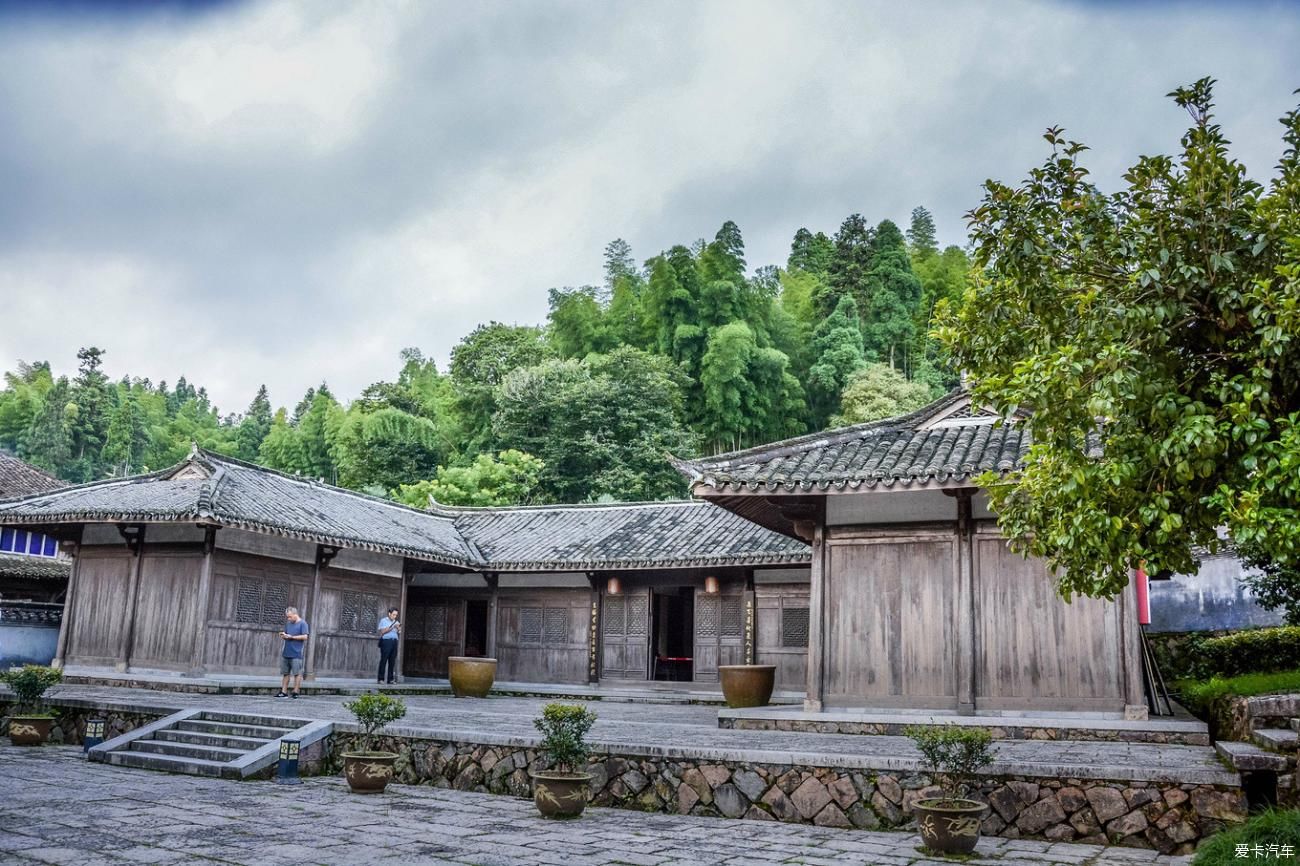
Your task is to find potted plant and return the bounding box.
[448,656,497,698]
[531,703,597,819]
[2,665,62,746]
[906,724,994,855]
[340,692,407,794]
[718,664,776,708]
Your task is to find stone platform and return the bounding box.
[719,704,1211,745]
[0,746,1194,866]
[2,684,1245,854]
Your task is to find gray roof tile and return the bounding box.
[0,454,65,498]
[676,390,1029,494]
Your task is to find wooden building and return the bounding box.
[0,448,810,685]
[0,453,70,603]
[676,391,1150,718]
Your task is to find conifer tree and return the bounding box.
[906,206,939,260]
[820,214,874,319]
[807,295,867,427]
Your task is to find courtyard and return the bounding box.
[0,746,1191,866]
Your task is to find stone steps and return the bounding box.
[103,749,232,778]
[1290,717,1299,733]
[1216,740,1290,772]
[1252,728,1299,752]
[153,729,271,751]
[131,739,252,762]
[174,719,299,740]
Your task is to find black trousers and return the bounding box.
[378,640,399,683]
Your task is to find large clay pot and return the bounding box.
[7,716,53,746]
[342,752,398,794]
[913,798,987,855]
[448,656,497,698]
[532,772,592,819]
[718,664,776,708]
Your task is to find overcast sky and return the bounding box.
[0,0,1297,413]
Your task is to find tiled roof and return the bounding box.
[0,551,70,582]
[0,448,479,567]
[0,453,65,498]
[0,448,808,571]
[440,500,810,572]
[676,390,1029,495]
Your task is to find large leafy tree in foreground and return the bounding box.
[939,79,1300,599]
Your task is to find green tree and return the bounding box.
[834,363,936,426]
[393,449,544,508]
[449,322,550,455]
[66,347,111,481]
[495,348,696,501]
[862,220,923,370]
[937,79,1300,599]
[698,322,802,452]
[548,287,614,358]
[332,406,444,493]
[102,394,150,475]
[906,206,939,260]
[21,379,73,475]
[807,295,867,427]
[0,361,53,453]
[235,385,273,462]
[788,228,834,276]
[821,214,874,319]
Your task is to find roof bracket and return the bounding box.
[116,524,144,556]
[316,544,341,570]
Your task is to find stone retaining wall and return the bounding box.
[322,731,1244,855]
[0,700,167,746]
[718,717,1210,746]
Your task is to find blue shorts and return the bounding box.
[280,657,304,676]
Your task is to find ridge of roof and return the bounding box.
[428,497,714,516]
[677,389,968,471]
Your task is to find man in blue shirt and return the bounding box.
[377,607,401,685]
[278,607,309,698]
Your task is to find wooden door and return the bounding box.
[600,589,650,679]
[403,600,464,678]
[693,590,746,683]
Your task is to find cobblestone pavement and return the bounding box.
[0,747,1191,866]
[46,685,1233,783]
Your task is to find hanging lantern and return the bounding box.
[703,575,720,594]
[606,576,622,595]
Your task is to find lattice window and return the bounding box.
[236,578,261,624]
[782,607,810,648]
[721,597,743,636]
[262,581,290,624]
[361,593,380,631]
[697,595,719,638]
[428,605,447,643]
[520,607,544,643]
[627,596,647,635]
[405,606,425,640]
[603,597,625,636]
[544,607,569,643]
[340,591,361,632]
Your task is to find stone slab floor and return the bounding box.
[38,686,1233,784]
[0,747,1191,866]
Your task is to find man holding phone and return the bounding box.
[277,607,309,698]
[377,607,401,685]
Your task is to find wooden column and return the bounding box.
[955,492,977,715]
[485,573,499,660]
[394,564,411,683]
[587,572,600,683]
[51,531,82,670]
[304,544,335,682]
[803,523,826,711]
[117,525,146,673]
[186,526,218,677]
[743,568,756,665]
[1119,578,1148,719]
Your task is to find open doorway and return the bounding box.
[464,599,489,657]
[651,588,694,681]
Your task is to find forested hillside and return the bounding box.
[0,209,969,505]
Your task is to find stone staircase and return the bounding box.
[91,710,327,779]
[1214,700,1300,805]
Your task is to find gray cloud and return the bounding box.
[0,0,1296,413]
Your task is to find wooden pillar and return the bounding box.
[743,568,756,665]
[803,524,826,712]
[955,492,977,715]
[485,573,499,660]
[394,564,411,683]
[304,545,334,682]
[51,531,82,670]
[186,526,218,677]
[117,525,146,673]
[1119,578,1148,719]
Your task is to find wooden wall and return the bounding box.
[754,583,809,691]
[312,564,404,678]
[129,549,205,670]
[403,594,468,678]
[498,589,590,684]
[66,548,134,667]
[817,518,1130,712]
[204,549,313,675]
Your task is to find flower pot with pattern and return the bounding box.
[912,798,988,855]
[7,716,54,746]
[342,752,398,794]
[531,771,593,819]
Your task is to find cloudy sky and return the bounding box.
[1,0,1297,413]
